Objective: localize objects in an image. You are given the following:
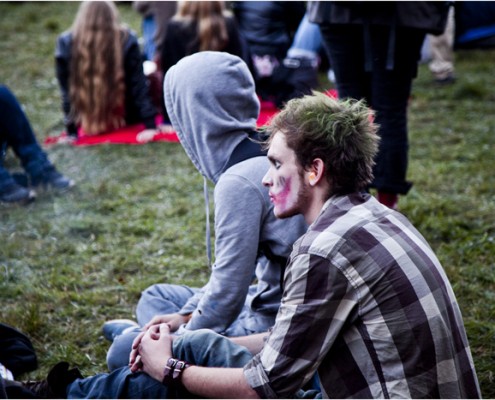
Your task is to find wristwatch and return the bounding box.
[162,357,190,386]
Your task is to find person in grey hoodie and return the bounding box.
[104,51,307,370]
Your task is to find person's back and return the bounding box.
[159,1,248,120]
[55,1,157,138]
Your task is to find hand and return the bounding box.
[58,135,77,145]
[143,313,190,333]
[136,128,158,143]
[158,123,174,133]
[138,323,174,382]
[129,329,147,372]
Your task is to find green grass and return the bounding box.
[0,2,494,397]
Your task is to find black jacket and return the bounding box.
[232,1,306,60]
[307,1,450,35]
[55,30,157,136]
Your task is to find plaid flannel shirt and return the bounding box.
[244,193,480,399]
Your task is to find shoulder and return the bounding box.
[216,157,270,204]
[55,31,72,57]
[125,28,139,45]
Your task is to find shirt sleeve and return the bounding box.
[243,251,357,398]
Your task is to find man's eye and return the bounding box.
[274,161,281,169]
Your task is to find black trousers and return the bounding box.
[320,24,426,194]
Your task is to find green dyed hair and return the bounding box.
[267,92,380,196]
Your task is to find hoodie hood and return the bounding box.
[164,51,260,183]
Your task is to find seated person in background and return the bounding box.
[13,90,480,399]
[0,85,74,205]
[102,51,307,371]
[232,1,306,105]
[55,1,158,142]
[159,1,249,121]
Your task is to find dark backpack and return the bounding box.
[0,324,37,378]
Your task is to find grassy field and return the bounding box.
[0,2,494,397]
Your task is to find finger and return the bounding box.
[149,325,161,340]
[130,355,142,373]
[143,316,160,331]
[159,322,171,336]
[150,324,161,334]
[129,347,139,365]
[131,330,146,349]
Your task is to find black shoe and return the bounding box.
[0,182,36,204]
[22,362,83,398]
[31,166,75,192]
[434,74,456,85]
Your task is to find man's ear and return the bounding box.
[308,158,325,186]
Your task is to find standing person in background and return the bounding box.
[102,51,307,371]
[308,1,451,209]
[55,1,158,142]
[132,1,177,64]
[0,85,74,205]
[428,5,456,84]
[158,1,249,121]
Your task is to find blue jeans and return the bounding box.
[287,14,323,62]
[68,330,253,399]
[0,85,51,185]
[107,284,275,370]
[142,15,156,61]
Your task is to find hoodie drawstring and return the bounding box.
[204,177,212,268]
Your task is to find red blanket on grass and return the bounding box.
[44,100,279,147]
[44,90,337,147]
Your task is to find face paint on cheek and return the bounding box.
[274,176,293,209]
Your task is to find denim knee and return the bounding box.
[173,329,252,368]
[136,283,197,326]
[106,329,141,371]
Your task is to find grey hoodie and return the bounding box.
[164,52,307,334]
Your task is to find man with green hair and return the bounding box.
[16,92,480,399]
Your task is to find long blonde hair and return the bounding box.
[69,1,126,135]
[176,1,229,51]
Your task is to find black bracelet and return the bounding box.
[162,357,190,386]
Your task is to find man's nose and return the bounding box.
[262,171,272,187]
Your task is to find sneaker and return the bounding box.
[0,182,36,205]
[21,361,83,398]
[102,319,140,342]
[31,166,75,192]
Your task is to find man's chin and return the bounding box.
[274,208,298,220]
